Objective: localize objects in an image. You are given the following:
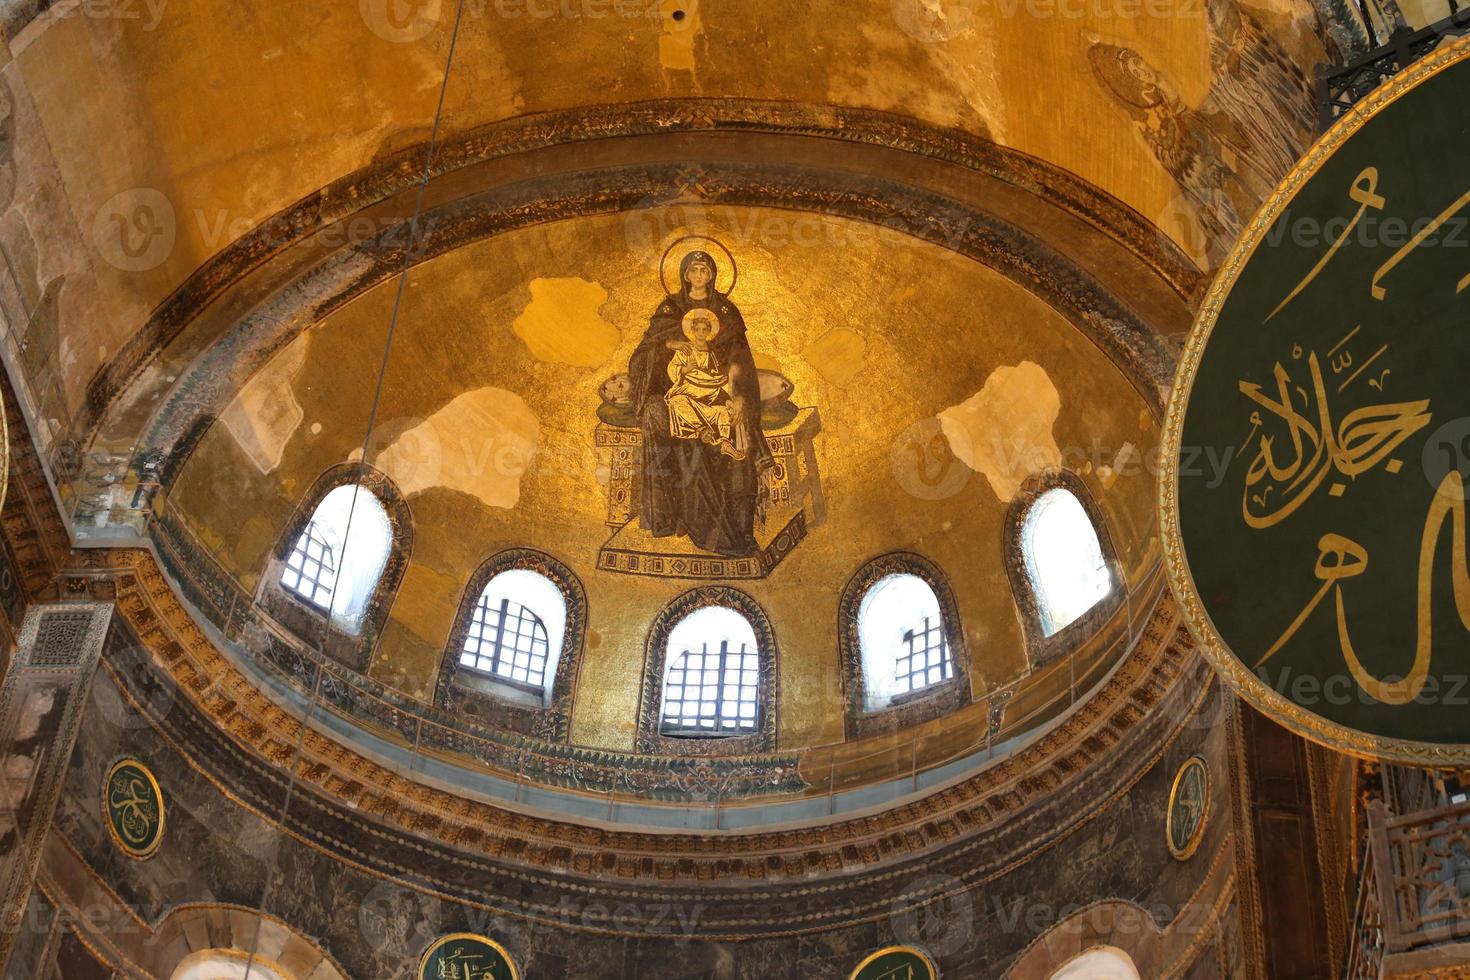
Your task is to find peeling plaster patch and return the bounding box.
[142,250,377,458]
[219,338,308,474]
[360,387,540,508]
[938,361,1061,501]
[659,0,701,74]
[511,277,621,368]
[802,327,867,387]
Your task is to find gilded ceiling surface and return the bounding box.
[0,0,1321,443]
[0,0,1330,788]
[167,208,1160,750]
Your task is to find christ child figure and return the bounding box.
[664,308,747,460]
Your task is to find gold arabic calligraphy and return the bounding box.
[1239,161,1470,705]
[107,772,157,845]
[1239,350,1428,529]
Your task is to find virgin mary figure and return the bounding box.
[628,250,775,556]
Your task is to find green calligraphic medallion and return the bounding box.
[1166,756,1210,860]
[1163,35,1470,764]
[103,759,165,859]
[417,934,519,980]
[850,945,939,980]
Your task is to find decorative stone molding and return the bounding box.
[433,548,587,742]
[0,601,112,964]
[837,551,971,740]
[80,100,1194,473]
[66,546,1212,922]
[634,586,779,756]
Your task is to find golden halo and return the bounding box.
[681,308,721,341]
[659,235,737,296]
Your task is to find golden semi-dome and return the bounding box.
[0,0,1403,974]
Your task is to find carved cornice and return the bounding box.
[65,547,1212,935]
[139,161,1176,484]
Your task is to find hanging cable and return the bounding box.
[240,2,469,975]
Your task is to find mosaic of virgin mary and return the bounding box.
[627,250,776,556]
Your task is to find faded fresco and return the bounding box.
[0,0,1323,484]
[1088,0,1318,267]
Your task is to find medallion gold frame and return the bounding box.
[1166,755,1209,861]
[416,933,521,980]
[102,758,166,861]
[1159,35,1470,767]
[847,944,939,980]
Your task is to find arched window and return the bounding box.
[1021,487,1113,637]
[637,587,778,754]
[1005,472,1121,668]
[171,950,296,980]
[660,605,761,737]
[858,573,950,710]
[460,569,567,697]
[279,483,392,635]
[437,549,587,740]
[1047,947,1142,980]
[261,463,412,671]
[838,553,969,738]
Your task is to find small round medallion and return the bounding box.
[103,759,165,860]
[1166,755,1210,860]
[850,945,939,980]
[417,933,519,980]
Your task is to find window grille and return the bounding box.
[894,613,951,694]
[281,520,338,610]
[660,640,759,736]
[460,593,550,692]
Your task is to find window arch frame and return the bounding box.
[1003,469,1122,668]
[838,552,971,739]
[636,587,778,756]
[258,462,412,671]
[1047,946,1143,980]
[435,548,587,742]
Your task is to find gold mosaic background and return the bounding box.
[168,207,1160,750]
[0,0,1322,427]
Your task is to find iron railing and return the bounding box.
[1319,5,1470,129]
